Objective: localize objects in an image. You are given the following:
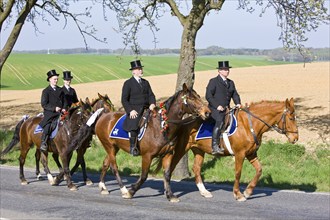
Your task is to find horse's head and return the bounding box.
[277,98,299,144]
[91,93,115,113]
[72,98,94,123]
[179,83,211,120]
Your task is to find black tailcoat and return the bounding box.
[205,75,241,121]
[62,86,79,107]
[39,85,68,128]
[121,77,156,131]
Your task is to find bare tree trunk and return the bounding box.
[173,13,204,178]
[0,0,36,76]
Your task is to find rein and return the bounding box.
[240,107,298,135]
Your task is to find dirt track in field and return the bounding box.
[1,62,329,149]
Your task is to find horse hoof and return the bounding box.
[100,189,110,195]
[37,174,43,180]
[243,191,251,199]
[21,181,28,185]
[236,196,247,202]
[122,192,133,199]
[85,179,93,186]
[201,191,213,198]
[169,197,180,203]
[69,185,78,191]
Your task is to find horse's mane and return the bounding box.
[91,97,101,106]
[247,100,282,107]
[163,88,192,111]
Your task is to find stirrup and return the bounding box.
[211,146,224,155]
[130,147,140,156]
[40,142,48,153]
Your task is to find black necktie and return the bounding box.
[138,79,142,87]
[224,80,228,87]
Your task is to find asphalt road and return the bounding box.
[1,165,329,219]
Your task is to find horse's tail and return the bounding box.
[69,124,94,152]
[1,116,27,157]
[150,157,163,175]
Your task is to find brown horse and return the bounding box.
[83,83,210,202]
[16,100,93,190]
[168,98,299,201]
[68,93,115,184]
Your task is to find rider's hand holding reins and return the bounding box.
[149,103,156,111]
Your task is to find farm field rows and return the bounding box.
[1,61,329,149]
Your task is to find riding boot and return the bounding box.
[40,133,49,153]
[211,124,224,155]
[129,136,139,156]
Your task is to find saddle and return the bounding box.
[109,109,151,141]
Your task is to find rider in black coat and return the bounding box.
[206,61,241,155]
[61,71,79,107]
[39,70,68,152]
[121,60,156,156]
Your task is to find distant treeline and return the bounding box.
[14,46,329,62]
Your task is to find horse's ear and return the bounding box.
[79,98,84,106]
[182,83,188,92]
[98,93,103,99]
[286,98,295,113]
[85,97,91,105]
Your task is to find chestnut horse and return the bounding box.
[16,100,93,190]
[169,98,299,201]
[80,84,210,202]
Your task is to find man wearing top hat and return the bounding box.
[62,71,79,107]
[206,61,241,155]
[121,60,156,156]
[39,69,68,152]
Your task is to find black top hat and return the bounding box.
[46,69,59,81]
[129,60,144,70]
[217,61,232,69]
[63,71,73,80]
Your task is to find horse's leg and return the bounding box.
[128,154,152,198]
[243,156,262,199]
[72,147,93,186]
[59,150,77,191]
[39,151,56,185]
[35,149,42,180]
[19,144,31,185]
[52,153,63,174]
[162,153,180,203]
[98,154,112,195]
[191,148,212,198]
[233,153,246,202]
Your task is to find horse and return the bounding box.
[1,94,114,186]
[167,98,299,201]
[68,93,115,184]
[14,100,93,190]
[76,83,211,202]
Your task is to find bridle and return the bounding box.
[180,93,207,119]
[240,107,299,135]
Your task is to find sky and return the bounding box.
[1,1,329,51]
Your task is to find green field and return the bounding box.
[1,54,288,90]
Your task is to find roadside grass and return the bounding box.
[2,54,289,90]
[1,130,329,192]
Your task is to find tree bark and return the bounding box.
[173,10,205,178]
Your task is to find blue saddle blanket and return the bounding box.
[34,123,59,139]
[195,114,238,140]
[109,115,146,141]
